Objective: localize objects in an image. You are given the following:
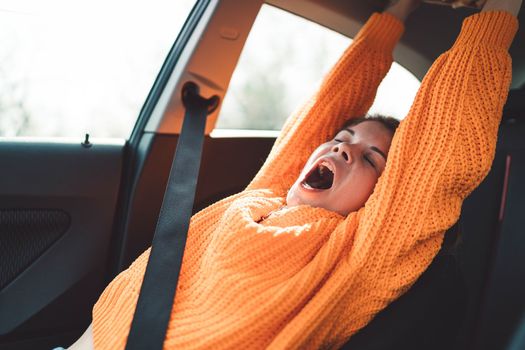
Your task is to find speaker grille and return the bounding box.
[0,209,71,289]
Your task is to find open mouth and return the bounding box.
[302,161,335,190]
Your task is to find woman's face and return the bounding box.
[287,120,394,216]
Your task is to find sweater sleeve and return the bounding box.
[350,11,518,299]
[246,13,404,194]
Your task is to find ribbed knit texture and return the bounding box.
[92,11,518,349]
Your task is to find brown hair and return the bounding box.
[341,114,400,135]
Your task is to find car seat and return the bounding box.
[340,87,525,350]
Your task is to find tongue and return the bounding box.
[304,165,334,189]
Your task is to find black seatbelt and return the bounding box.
[125,81,219,350]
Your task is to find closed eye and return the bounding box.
[364,155,376,169]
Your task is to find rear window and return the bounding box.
[216,4,420,131]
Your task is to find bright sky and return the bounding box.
[0,1,420,137]
[220,5,421,130]
[0,0,196,137]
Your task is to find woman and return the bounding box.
[66,0,522,348]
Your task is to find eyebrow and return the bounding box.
[343,128,387,162]
[370,146,387,161]
[344,128,355,136]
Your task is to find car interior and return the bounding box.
[0,0,524,349]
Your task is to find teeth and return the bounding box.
[319,161,334,173]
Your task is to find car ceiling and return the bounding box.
[268,0,525,88]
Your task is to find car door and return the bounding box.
[0,1,217,348]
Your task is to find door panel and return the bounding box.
[0,135,276,348]
[0,140,124,348]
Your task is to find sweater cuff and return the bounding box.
[452,11,518,51]
[355,12,405,52]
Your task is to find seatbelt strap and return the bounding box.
[125,81,219,350]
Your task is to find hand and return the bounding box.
[423,0,486,9]
[452,0,486,8]
[481,0,522,15]
[384,0,422,22]
[423,0,522,14]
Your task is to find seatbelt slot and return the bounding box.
[182,81,220,114]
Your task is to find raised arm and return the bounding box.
[246,9,407,194]
[340,1,520,338]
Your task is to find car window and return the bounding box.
[216,4,421,131]
[0,0,196,138]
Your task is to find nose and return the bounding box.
[331,143,353,164]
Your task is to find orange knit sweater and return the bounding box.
[93,11,518,349]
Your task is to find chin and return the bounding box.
[285,185,301,207]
